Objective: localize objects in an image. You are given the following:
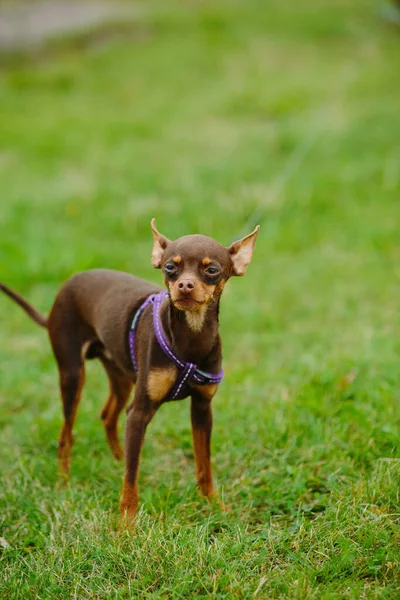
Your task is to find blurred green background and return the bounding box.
[1,1,399,598]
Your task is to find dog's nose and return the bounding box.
[178,279,195,294]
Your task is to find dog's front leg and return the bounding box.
[190,390,216,500]
[120,388,159,524]
[191,389,231,512]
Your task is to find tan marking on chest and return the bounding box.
[185,304,208,332]
[147,366,178,402]
[191,383,218,400]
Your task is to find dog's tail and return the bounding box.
[0,283,47,328]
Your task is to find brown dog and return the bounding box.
[0,220,259,522]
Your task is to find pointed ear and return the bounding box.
[228,225,260,276]
[151,218,170,268]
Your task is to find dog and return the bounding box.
[0,219,259,523]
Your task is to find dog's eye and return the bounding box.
[205,266,219,276]
[164,263,178,277]
[164,263,177,273]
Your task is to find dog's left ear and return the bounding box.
[228,225,260,276]
[151,218,170,268]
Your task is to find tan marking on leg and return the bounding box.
[120,474,139,523]
[192,424,231,512]
[202,257,212,266]
[172,255,182,264]
[58,424,74,478]
[100,393,113,421]
[147,366,178,402]
[192,427,215,498]
[100,359,133,461]
[106,428,124,460]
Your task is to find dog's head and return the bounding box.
[150,219,259,323]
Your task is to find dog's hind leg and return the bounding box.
[56,358,86,478]
[99,357,133,461]
[48,307,88,479]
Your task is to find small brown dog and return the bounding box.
[0,220,259,522]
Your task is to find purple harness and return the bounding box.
[129,290,224,401]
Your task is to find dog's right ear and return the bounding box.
[228,225,260,276]
[151,218,170,268]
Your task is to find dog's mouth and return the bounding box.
[172,297,204,311]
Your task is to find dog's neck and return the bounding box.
[160,297,220,365]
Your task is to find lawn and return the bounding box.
[0,0,400,597]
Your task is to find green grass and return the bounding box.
[1,0,400,597]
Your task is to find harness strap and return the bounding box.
[169,362,197,400]
[129,291,224,400]
[128,293,155,373]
